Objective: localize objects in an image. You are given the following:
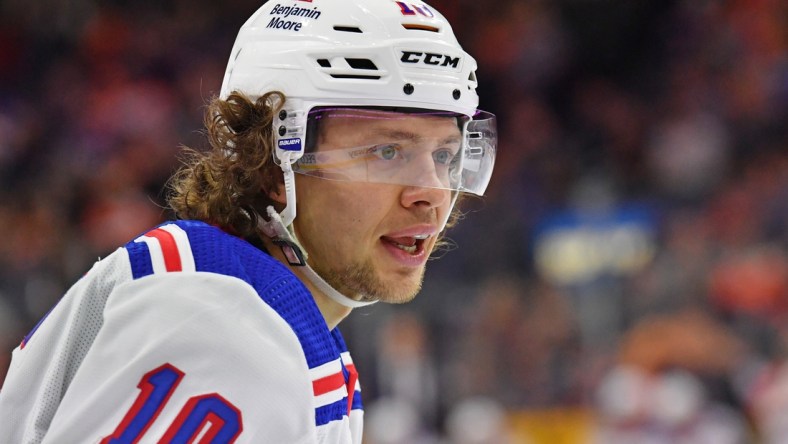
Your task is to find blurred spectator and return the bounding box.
[594,310,752,444]
[446,275,578,409]
[374,311,440,428]
[594,366,750,444]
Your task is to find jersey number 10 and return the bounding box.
[101,363,243,443]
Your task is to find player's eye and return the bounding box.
[370,144,403,161]
[433,149,456,166]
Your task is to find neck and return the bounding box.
[262,237,352,330]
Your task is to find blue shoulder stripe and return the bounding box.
[126,238,154,279]
[316,399,351,426]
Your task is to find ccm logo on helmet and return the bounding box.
[400,51,462,70]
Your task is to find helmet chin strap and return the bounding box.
[258,161,377,308]
[258,207,378,308]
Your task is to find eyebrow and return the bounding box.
[376,129,462,146]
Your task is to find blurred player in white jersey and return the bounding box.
[0,0,497,442]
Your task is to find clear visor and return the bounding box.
[292,108,497,196]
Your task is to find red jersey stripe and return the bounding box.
[146,228,183,272]
[312,372,345,397]
[344,364,358,414]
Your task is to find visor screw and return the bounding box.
[453,89,461,100]
[278,110,288,121]
[403,83,414,95]
[278,125,286,136]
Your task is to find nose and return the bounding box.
[400,182,450,210]
[398,152,452,209]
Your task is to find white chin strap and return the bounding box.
[258,206,377,309]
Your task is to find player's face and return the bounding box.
[293,110,458,304]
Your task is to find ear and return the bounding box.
[262,167,287,205]
[267,181,287,205]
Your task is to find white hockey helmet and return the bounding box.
[221,0,480,116]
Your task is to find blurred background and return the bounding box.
[0,0,785,442]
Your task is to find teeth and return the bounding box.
[384,234,430,254]
[395,243,418,253]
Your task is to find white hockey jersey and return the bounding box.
[0,220,364,443]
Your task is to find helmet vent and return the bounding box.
[330,74,382,80]
[402,23,440,33]
[345,58,378,71]
[334,26,363,33]
[315,57,383,80]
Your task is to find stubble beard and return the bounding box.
[315,258,424,304]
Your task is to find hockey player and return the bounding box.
[0,0,496,442]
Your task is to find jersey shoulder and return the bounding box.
[124,220,288,282]
[124,221,316,343]
[125,220,363,423]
